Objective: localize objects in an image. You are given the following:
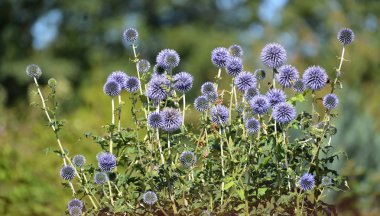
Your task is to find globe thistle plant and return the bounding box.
[302,66,328,91]
[337,28,355,46]
[272,102,296,124]
[173,72,193,93]
[97,152,117,172]
[211,47,229,68]
[60,165,76,181]
[146,75,170,101]
[160,108,183,132]
[245,117,260,134]
[293,79,306,93]
[156,49,180,70]
[69,206,82,216]
[125,76,140,93]
[194,96,210,112]
[244,87,259,101]
[234,71,256,92]
[210,105,229,126]
[143,191,158,206]
[228,44,243,57]
[147,112,163,129]
[107,71,128,90]
[323,93,339,110]
[299,173,315,191]
[137,59,151,73]
[179,151,197,168]
[123,27,138,43]
[103,80,121,97]
[201,82,216,95]
[153,64,166,75]
[26,64,42,79]
[205,91,218,102]
[94,172,109,185]
[225,56,243,77]
[254,69,266,80]
[72,155,86,167]
[260,43,287,69]
[266,89,287,107]
[276,65,299,88]
[67,198,83,210]
[249,95,270,115]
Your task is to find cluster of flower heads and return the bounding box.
[67,198,83,216]
[147,108,183,132]
[103,71,140,96]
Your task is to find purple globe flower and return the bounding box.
[60,165,76,181]
[201,82,216,95]
[26,64,42,79]
[194,96,210,112]
[125,76,140,93]
[94,172,108,185]
[225,57,243,76]
[293,79,306,93]
[143,191,158,206]
[276,65,299,88]
[337,28,355,46]
[302,66,328,91]
[210,105,229,126]
[205,91,218,102]
[146,75,170,100]
[107,71,128,89]
[147,112,163,129]
[249,95,270,115]
[245,117,260,134]
[160,108,183,132]
[173,72,193,93]
[228,44,243,57]
[69,206,82,216]
[97,152,117,172]
[254,69,266,80]
[244,87,259,101]
[156,49,180,69]
[123,28,138,42]
[234,71,256,91]
[266,89,287,107]
[73,155,86,167]
[323,93,339,110]
[260,43,287,69]
[272,102,296,124]
[67,198,83,211]
[299,173,315,191]
[103,80,121,97]
[211,47,229,68]
[137,59,151,73]
[179,151,197,168]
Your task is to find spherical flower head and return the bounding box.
[107,71,128,90]
[323,93,339,110]
[137,59,151,73]
[125,76,140,93]
[194,96,210,112]
[179,151,197,168]
[254,69,266,80]
[205,91,218,102]
[94,172,109,185]
[73,155,86,167]
[156,49,180,69]
[293,79,306,93]
[26,64,42,79]
[67,198,83,211]
[272,102,296,124]
[210,105,229,126]
[234,71,256,91]
[123,27,138,43]
[201,82,216,95]
[299,173,315,191]
[321,176,332,186]
[302,66,328,91]
[211,47,229,68]
[97,152,117,172]
[228,44,243,57]
[69,206,82,216]
[276,65,299,88]
[245,117,260,134]
[249,95,270,115]
[103,80,121,97]
[60,165,76,181]
[173,72,193,93]
[337,28,355,46]
[260,43,287,69]
[143,191,158,206]
[225,57,243,77]
[266,89,287,107]
[147,112,163,129]
[244,87,259,101]
[160,108,183,132]
[146,75,170,100]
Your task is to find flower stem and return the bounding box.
[117,95,122,131]
[157,129,165,165]
[215,68,222,91]
[219,128,225,208]
[107,180,114,206]
[182,94,186,127]
[110,98,115,154]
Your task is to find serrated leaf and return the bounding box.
[224,181,235,190]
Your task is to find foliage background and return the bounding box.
[0,0,379,215]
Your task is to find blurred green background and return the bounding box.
[0,0,379,215]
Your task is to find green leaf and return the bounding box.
[224,181,235,190]
[290,93,305,103]
[258,187,268,196]
[237,188,245,200]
